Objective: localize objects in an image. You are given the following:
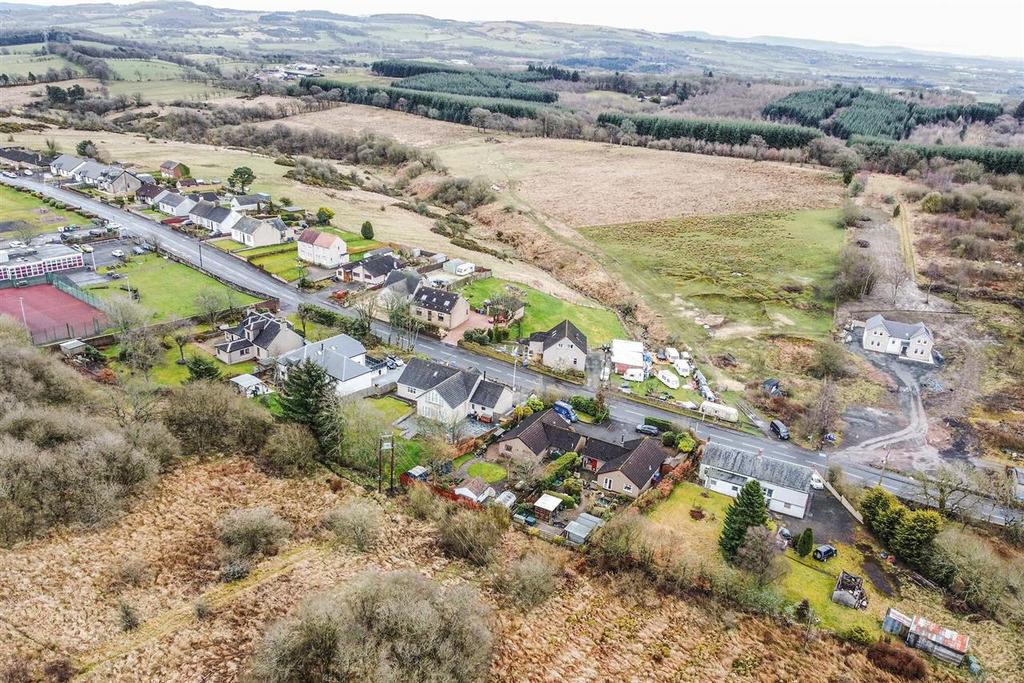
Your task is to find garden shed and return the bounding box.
[563,512,605,545]
[533,493,563,522]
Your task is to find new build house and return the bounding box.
[397,358,513,426]
[229,216,292,248]
[276,333,379,397]
[698,442,813,518]
[410,286,469,331]
[214,311,305,365]
[862,314,935,364]
[526,319,588,372]
[297,229,348,268]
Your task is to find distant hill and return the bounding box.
[0,1,1020,95]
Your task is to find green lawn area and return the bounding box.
[0,52,81,78]
[452,452,475,469]
[102,339,255,386]
[106,58,186,80]
[89,254,260,321]
[103,79,240,102]
[208,237,245,253]
[366,396,413,424]
[460,277,626,346]
[467,461,508,483]
[0,185,91,237]
[647,481,885,634]
[235,243,307,282]
[285,313,338,342]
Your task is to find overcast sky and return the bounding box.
[14,0,1024,60]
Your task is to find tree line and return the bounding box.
[598,111,822,149]
[764,86,1003,140]
[850,135,1024,175]
[394,71,558,103]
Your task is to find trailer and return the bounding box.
[699,401,739,423]
[656,369,680,390]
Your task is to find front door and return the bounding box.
[603,477,613,490]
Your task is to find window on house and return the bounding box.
[765,488,774,499]
[504,444,512,452]
[731,485,738,492]
[603,478,613,490]
[623,484,633,493]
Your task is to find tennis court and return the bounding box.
[0,284,108,343]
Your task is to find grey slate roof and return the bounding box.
[0,147,49,165]
[216,338,253,354]
[136,184,165,200]
[497,409,582,455]
[160,192,190,208]
[597,438,669,487]
[382,269,423,296]
[469,379,508,409]
[232,216,286,237]
[412,286,461,313]
[580,437,631,465]
[542,319,587,353]
[434,369,480,408]
[188,191,220,203]
[865,314,932,342]
[702,442,813,492]
[276,333,370,382]
[75,160,109,181]
[345,253,401,278]
[50,154,86,173]
[397,357,461,391]
[232,194,264,207]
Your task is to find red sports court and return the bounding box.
[0,284,108,342]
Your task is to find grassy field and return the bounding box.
[244,244,306,282]
[0,52,80,78]
[101,339,256,386]
[460,276,626,345]
[0,185,91,236]
[88,254,260,321]
[208,237,245,253]
[104,79,240,102]
[648,482,883,634]
[105,58,186,81]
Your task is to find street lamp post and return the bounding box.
[18,296,27,327]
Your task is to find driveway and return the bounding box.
[442,310,491,346]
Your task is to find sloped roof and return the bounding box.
[215,338,253,354]
[497,409,581,455]
[190,200,219,218]
[349,253,401,278]
[382,269,422,296]
[397,357,461,391]
[232,193,264,206]
[543,319,587,353]
[233,216,286,237]
[580,437,631,465]
[702,442,813,492]
[277,333,370,383]
[413,286,462,313]
[865,314,933,342]
[136,184,165,199]
[469,378,508,409]
[298,228,343,249]
[458,476,490,498]
[160,160,182,170]
[0,147,49,165]
[433,368,480,408]
[597,438,670,487]
[51,154,86,173]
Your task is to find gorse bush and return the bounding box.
[438,506,509,566]
[163,381,274,457]
[322,499,382,551]
[497,554,561,608]
[250,570,492,683]
[217,507,292,560]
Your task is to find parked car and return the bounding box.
[7,240,26,249]
[552,400,579,423]
[88,229,102,237]
[386,355,404,368]
[385,357,397,370]
[635,424,660,436]
[813,544,838,562]
[111,249,125,258]
[22,170,32,176]
[14,280,29,288]
[131,246,146,256]
[108,272,121,279]
[810,471,825,490]
[2,171,16,178]
[770,419,790,440]
[80,244,94,253]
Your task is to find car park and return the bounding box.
[635,424,660,436]
[813,544,838,562]
[770,419,790,440]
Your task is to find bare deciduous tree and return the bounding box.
[886,257,911,306]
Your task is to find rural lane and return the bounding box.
[2,176,1015,524]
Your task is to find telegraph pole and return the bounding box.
[377,432,393,494]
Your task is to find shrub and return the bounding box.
[217,507,292,560]
[497,554,560,608]
[462,328,490,344]
[590,512,653,573]
[644,416,675,432]
[258,423,320,477]
[437,506,509,566]
[808,342,850,380]
[866,641,928,680]
[250,570,492,683]
[219,558,251,583]
[194,599,213,620]
[322,499,382,551]
[118,602,141,631]
[407,483,442,520]
[113,558,150,589]
[676,431,697,454]
[163,382,274,457]
[795,528,814,557]
[838,625,875,646]
[661,431,678,448]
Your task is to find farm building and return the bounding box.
[882,608,969,666]
[698,442,813,518]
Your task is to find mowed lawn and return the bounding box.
[89,254,260,321]
[366,396,414,424]
[102,339,255,386]
[460,277,626,345]
[242,244,306,282]
[0,186,90,236]
[647,481,882,633]
[581,209,843,341]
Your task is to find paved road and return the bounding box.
[4,176,1016,524]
